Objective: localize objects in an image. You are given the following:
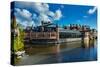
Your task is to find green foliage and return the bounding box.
[14,36,24,52]
[11,16,25,52]
[13,25,24,52]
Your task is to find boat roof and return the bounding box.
[59,28,81,34]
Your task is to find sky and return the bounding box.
[11,1,97,29]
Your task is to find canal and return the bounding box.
[15,39,97,65]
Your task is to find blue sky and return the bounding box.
[11,1,97,29]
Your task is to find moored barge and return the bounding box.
[24,21,97,44]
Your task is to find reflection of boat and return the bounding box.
[24,21,97,44]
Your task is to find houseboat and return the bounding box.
[23,21,97,44]
[24,21,59,44]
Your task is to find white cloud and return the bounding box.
[15,8,32,21]
[33,3,49,14]
[22,9,32,19]
[88,7,97,14]
[14,2,63,26]
[32,3,63,25]
[48,11,55,17]
[54,9,62,20]
[15,8,35,27]
[17,19,35,27]
[15,2,49,14]
[39,13,51,22]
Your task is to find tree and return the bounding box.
[11,16,24,52]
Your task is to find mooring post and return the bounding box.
[82,31,90,48]
[56,25,59,44]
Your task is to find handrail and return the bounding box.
[24,32,58,39]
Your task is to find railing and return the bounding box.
[24,32,58,40]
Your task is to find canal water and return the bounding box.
[15,39,97,65]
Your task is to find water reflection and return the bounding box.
[15,39,97,65]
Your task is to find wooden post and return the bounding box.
[83,32,90,48]
[56,25,59,43]
[30,30,32,40]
